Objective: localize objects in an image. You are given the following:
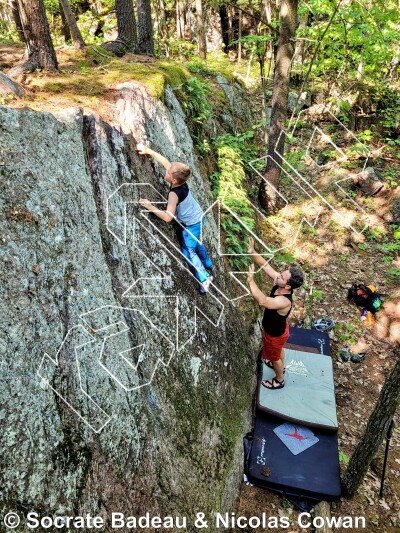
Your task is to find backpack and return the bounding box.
[347,283,383,314]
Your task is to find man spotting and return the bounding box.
[137,143,213,294]
[247,237,304,389]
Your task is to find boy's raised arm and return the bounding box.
[136,143,171,170]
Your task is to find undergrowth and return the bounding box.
[209,127,263,271]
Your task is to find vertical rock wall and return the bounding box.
[0,83,255,529]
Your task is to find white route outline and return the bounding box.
[39,100,376,433]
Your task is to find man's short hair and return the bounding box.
[288,267,304,289]
[170,162,190,184]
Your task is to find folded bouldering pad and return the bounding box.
[257,349,338,430]
[243,412,341,503]
[286,326,330,355]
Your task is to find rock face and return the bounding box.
[0,85,255,528]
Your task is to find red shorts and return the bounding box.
[262,323,289,362]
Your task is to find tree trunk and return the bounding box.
[8,0,58,77]
[342,351,400,498]
[186,1,193,41]
[258,0,298,211]
[103,0,137,56]
[137,0,154,55]
[219,5,229,52]
[264,0,272,23]
[116,0,137,49]
[293,10,308,66]
[176,0,185,39]
[59,0,85,48]
[195,0,206,60]
[158,0,166,40]
[356,56,363,81]
[227,4,233,44]
[237,10,242,62]
[10,0,25,42]
[59,0,71,43]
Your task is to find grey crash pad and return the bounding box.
[257,349,338,431]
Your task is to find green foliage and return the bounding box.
[302,0,400,82]
[358,130,374,142]
[387,267,400,278]
[275,252,296,265]
[186,60,213,76]
[215,130,260,173]
[379,242,400,253]
[164,38,197,60]
[303,225,318,237]
[236,34,274,61]
[336,323,356,344]
[311,289,323,300]
[0,19,19,42]
[366,227,386,241]
[339,450,350,464]
[283,149,306,173]
[382,169,399,189]
[176,77,213,152]
[377,88,400,138]
[210,129,262,271]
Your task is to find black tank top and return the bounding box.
[262,285,293,337]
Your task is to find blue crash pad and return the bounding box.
[244,412,341,503]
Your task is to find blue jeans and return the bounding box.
[181,221,212,282]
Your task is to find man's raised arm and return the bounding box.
[248,237,279,282]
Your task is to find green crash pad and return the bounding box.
[257,349,338,431]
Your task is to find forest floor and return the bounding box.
[1,43,399,532]
[236,103,400,531]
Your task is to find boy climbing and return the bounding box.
[247,237,304,390]
[137,143,213,294]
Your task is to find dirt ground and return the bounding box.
[235,152,400,530]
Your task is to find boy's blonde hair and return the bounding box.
[170,162,190,184]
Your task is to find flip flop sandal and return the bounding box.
[264,360,286,373]
[262,377,285,390]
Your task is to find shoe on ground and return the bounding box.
[338,347,351,362]
[350,350,367,363]
[199,275,213,294]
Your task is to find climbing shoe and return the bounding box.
[199,275,213,295]
[338,347,351,362]
[350,350,367,363]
